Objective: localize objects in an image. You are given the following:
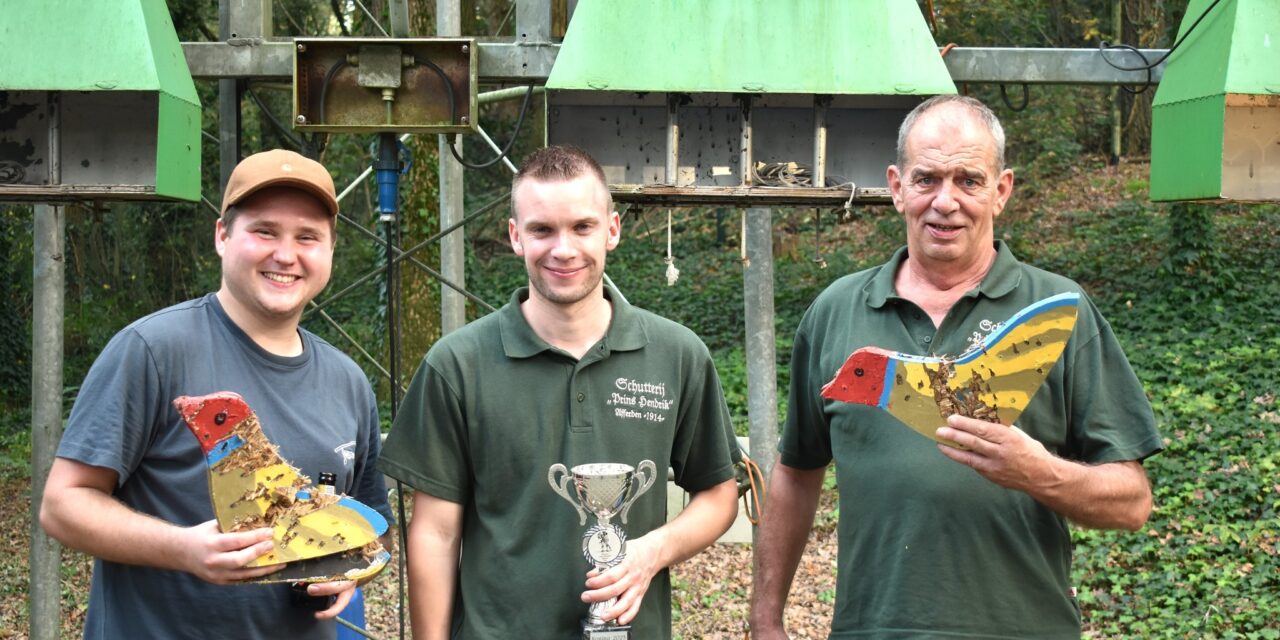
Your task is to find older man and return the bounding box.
[41,150,391,639]
[750,96,1162,639]
[379,144,739,639]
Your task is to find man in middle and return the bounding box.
[379,144,740,639]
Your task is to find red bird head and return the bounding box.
[821,347,893,406]
[173,392,253,455]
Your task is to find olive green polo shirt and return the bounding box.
[380,286,736,640]
[781,241,1162,639]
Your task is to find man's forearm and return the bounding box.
[406,492,463,640]
[1024,458,1152,531]
[41,458,204,571]
[749,463,826,633]
[42,483,190,569]
[642,479,738,569]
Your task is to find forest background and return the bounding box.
[1,0,1277,637]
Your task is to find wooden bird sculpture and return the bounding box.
[821,292,1080,446]
[174,391,389,583]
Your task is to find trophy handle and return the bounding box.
[618,459,658,525]
[548,463,588,526]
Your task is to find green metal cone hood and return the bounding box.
[1151,0,1280,202]
[0,0,198,102]
[548,0,955,96]
[1153,0,1280,105]
[0,0,200,202]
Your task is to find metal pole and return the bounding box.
[439,0,467,335]
[666,93,681,186]
[388,0,409,37]
[375,134,403,413]
[479,85,545,105]
[30,92,65,640]
[813,95,830,188]
[1110,0,1123,164]
[743,207,778,492]
[739,96,753,186]
[218,0,242,192]
[29,204,64,640]
[517,0,552,44]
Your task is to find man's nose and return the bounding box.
[550,231,577,258]
[273,240,298,263]
[932,180,961,213]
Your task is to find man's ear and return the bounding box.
[214,218,229,257]
[993,168,1015,218]
[605,211,621,251]
[886,164,905,213]
[508,217,524,256]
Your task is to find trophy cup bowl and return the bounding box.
[548,460,657,639]
[572,463,638,521]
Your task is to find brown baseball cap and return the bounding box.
[220,149,339,218]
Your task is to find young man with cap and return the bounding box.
[40,149,392,639]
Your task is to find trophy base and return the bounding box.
[582,621,631,639]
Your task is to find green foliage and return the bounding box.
[0,208,32,413]
[1006,196,1280,636]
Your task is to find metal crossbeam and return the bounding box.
[183,41,557,81]
[183,42,1168,85]
[941,47,1168,85]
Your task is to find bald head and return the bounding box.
[896,95,1006,174]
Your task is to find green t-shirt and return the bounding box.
[380,286,736,640]
[781,242,1163,639]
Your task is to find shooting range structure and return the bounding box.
[546,0,956,207]
[0,0,201,202]
[1150,0,1280,202]
[8,2,201,639]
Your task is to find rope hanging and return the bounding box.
[739,451,767,526]
[739,210,750,268]
[664,209,680,286]
[812,208,828,270]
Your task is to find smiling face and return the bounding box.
[508,173,620,310]
[215,186,335,332]
[887,103,1014,277]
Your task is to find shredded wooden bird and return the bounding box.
[820,292,1080,446]
[174,391,390,583]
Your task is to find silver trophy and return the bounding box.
[548,460,657,640]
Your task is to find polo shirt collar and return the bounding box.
[499,284,649,359]
[865,240,1023,308]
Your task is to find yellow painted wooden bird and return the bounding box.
[821,292,1080,445]
[173,392,389,582]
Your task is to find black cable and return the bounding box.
[999,83,1030,112]
[418,56,535,170]
[417,57,457,129]
[1099,0,1225,73]
[319,59,350,125]
[1101,43,1155,94]
[449,85,535,171]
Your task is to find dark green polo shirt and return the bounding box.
[380,286,736,640]
[781,241,1162,639]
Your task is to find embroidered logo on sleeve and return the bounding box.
[608,377,675,423]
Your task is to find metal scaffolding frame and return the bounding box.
[27,1,1174,638]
